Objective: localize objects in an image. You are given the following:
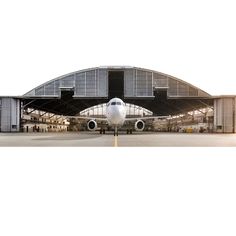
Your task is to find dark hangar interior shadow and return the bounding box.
[108,71,124,99]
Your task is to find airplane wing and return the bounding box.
[125,115,170,122]
[64,115,107,122]
[64,115,169,122]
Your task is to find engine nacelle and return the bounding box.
[87,120,97,131]
[135,120,145,131]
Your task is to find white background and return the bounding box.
[1,1,236,235]
[0,0,236,96]
[1,148,236,236]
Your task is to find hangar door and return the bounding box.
[108,71,124,99]
[124,69,153,97]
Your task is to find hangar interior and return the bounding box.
[0,66,235,133]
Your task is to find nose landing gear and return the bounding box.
[114,127,118,136]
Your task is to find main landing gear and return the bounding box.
[126,129,133,134]
[100,128,106,134]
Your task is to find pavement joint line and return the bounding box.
[114,136,118,147]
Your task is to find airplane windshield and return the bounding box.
[111,102,122,105]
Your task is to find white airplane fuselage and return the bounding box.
[106,98,126,127]
[84,97,165,135]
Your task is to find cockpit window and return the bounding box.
[110,101,122,105]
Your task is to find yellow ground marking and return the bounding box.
[114,136,118,147]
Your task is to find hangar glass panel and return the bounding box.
[61,75,75,87]
[146,72,153,96]
[44,82,55,96]
[153,73,168,87]
[189,87,198,96]
[198,90,209,97]
[136,70,146,96]
[168,79,178,96]
[54,80,60,96]
[97,69,108,97]
[124,69,135,97]
[178,82,188,96]
[86,70,96,96]
[24,90,35,96]
[35,86,44,96]
[136,70,153,96]
[75,73,86,96]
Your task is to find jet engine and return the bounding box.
[87,120,97,131]
[135,120,145,131]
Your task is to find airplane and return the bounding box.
[66,97,169,136]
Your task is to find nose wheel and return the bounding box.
[114,127,118,136]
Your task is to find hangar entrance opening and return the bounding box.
[108,71,124,99]
[61,90,74,100]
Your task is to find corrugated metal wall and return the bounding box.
[235,98,236,133]
[0,98,20,132]
[0,99,1,131]
[214,99,222,128]
[223,98,234,133]
[214,98,236,133]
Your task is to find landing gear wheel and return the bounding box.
[103,129,105,134]
[127,129,129,134]
[130,129,132,134]
[114,127,118,136]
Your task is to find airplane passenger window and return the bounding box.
[117,102,121,105]
[111,102,116,105]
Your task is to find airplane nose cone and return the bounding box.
[111,111,119,121]
[110,108,123,124]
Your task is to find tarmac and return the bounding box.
[0,131,236,147]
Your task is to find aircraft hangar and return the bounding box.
[0,66,236,133]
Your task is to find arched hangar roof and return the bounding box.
[22,66,213,116]
[24,66,211,98]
